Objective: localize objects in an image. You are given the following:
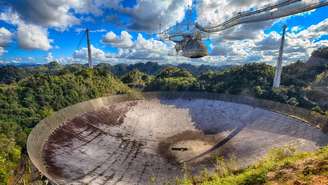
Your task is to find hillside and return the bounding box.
[177,146,328,185]
[0,66,132,184]
[96,62,231,77]
[0,48,327,185]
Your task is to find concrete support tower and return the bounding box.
[86,29,93,68]
[273,25,287,88]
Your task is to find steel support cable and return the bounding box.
[196,0,300,31]
[161,1,195,41]
[200,0,301,31]
[218,0,300,29]
[75,31,86,52]
[198,1,328,32]
[196,0,328,33]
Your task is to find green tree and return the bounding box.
[147,67,197,91]
[0,134,21,185]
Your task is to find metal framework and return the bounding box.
[158,0,328,60]
[196,0,328,33]
[273,25,288,88]
[86,29,93,68]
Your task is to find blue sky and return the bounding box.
[0,0,328,66]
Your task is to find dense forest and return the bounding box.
[0,47,327,184]
[0,65,131,184]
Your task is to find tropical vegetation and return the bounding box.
[0,47,327,184]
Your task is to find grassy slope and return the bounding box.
[177,147,328,185]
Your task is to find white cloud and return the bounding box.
[7,0,80,30]
[0,27,13,47]
[196,0,280,27]
[115,0,192,32]
[295,18,328,39]
[0,27,13,56]
[209,17,328,66]
[102,31,134,48]
[0,11,53,51]
[0,11,21,25]
[17,23,52,50]
[73,45,111,62]
[70,46,223,66]
[5,0,192,32]
[0,0,327,67]
[46,52,54,62]
[101,30,175,60]
[0,47,6,56]
[193,0,328,66]
[97,16,328,66]
[73,32,177,64]
[71,0,104,16]
[45,52,71,64]
[196,0,323,42]
[195,0,277,42]
[115,33,175,60]
[291,26,302,33]
[255,32,281,51]
[135,33,170,52]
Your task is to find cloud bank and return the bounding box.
[0,0,327,66]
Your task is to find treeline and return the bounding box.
[0,65,131,184]
[0,47,327,184]
[120,55,327,114]
[312,47,328,59]
[0,62,230,84]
